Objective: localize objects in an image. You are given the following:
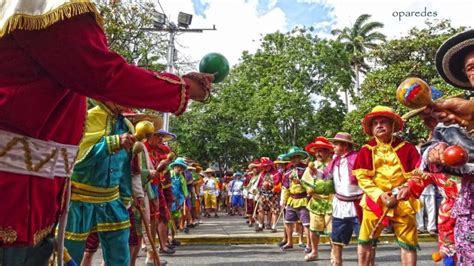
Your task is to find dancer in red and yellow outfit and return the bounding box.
[353,106,421,266]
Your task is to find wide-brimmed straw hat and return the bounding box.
[362,106,404,136]
[329,132,358,146]
[248,159,261,169]
[123,112,163,130]
[305,137,334,154]
[203,167,215,173]
[169,157,188,170]
[257,157,274,169]
[435,29,474,89]
[274,154,290,165]
[153,129,176,142]
[282,146,309,160]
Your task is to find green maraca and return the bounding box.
[199,53,230,83]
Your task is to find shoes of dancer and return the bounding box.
[170,239,181,246]
[146,258,168,266]
[277,241,287,247]
[304,253,318,261]
[159,248,176,255]
[280,244,293,251]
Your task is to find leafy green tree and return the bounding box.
[97,2,168,70]
[171,30,353,169]
[332,14,386,93]
[343,20,466,144]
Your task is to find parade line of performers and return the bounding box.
[0,1,473,266]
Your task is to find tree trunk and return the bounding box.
[355,64,360,96]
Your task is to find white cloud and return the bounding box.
[155,0,473,71]
[323,0,473,39]
[159,0,287,68]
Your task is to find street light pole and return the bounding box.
[162,28,176,131]
[142,24,216,132]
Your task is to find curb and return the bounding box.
[176,234,438,245]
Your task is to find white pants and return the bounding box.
[416,194,436,231]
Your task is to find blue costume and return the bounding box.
[64,103,133,265]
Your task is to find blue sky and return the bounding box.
[162,0,473,67]
[192,0,335,33]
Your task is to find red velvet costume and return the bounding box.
[0,13,190,247]
[144,141,173,222]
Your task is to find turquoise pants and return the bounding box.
[65,229,130,266]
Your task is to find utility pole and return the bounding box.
[142,15,216,132]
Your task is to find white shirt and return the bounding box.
[332,155,363,219]
[202,177,219,196]
[230,180,244,196]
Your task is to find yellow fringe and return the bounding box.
[0,1,103,38]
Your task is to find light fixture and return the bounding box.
[152,11,167,29]
[177,12,193,28]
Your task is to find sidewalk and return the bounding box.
[175,212,438,245]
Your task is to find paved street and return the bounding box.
[91,211,439,265]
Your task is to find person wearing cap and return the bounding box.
[229,172,245,216]
[353,106,421,266]
[301,137,335,261]
[280,147,310,251]
[254,158,282,233]
[243,160,262,227]
[0,2,214,263]
[201,168,220,218]
[320,133,362,266]
[63,102,147,265]
[407,29,474,265]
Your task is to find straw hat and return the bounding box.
[282,146,309,161]
[329,132,358,146]
[362,106,404,136]
[435,29,474,89]
[305,137,334,154]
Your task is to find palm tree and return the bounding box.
[332,14,386,95]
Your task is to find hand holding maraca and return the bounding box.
[428,143,469,167]
[424,97,474,126]
[396,77,469,127]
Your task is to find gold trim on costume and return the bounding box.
[71,192,119,203]
[155,73,188,115]
[71,181,120,203]
[33,224,54,245]
[71,181,118,193]
[0,226,18,244]
[0,1,103,38]
[64,220,131,241]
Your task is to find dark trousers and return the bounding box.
[0,236,54,266]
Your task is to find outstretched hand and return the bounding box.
[183,72,214,102]
[422,97,474,127]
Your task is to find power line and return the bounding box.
[156,0,166,17]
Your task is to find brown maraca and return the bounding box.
[385,195,398,209]
[396,77,469,127]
